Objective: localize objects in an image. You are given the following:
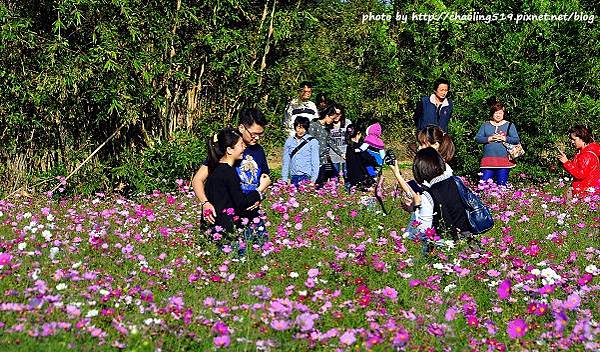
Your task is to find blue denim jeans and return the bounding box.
[291,174,310,186]
[481,168,510,186]
[238,219,268,257]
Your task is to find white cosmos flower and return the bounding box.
[585,265,598,275]
[49,247,59,259]
[42,230,52,241]
[443,284,456,292]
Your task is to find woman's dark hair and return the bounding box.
[489,101,506,117]
[569,125,594,144]
[433,78,450,91]
[316,92,328,106]
[413,147,446,184]
[239,108,267,128]
[319,102,340,120]
[207,128,242,173]
[417,125,455,162]
[345,124,360,144]
[337,104,347,128]
[293,116,310,130]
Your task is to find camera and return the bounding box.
[383,150,396,166]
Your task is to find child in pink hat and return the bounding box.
[358,122,386,175]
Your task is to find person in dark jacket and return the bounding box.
[344,123,378,191]
[414,78,453,132]
[408,147,476,252]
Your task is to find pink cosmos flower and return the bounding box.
[538,285,555,295]
[527,302,548,316]
[392,330,409,346]
[381,286,398,302]
[213,335,230,348]
[507,319,527,339]
[307,268,320,278]
[339,330,356,345]
[212,321,230,335]
[497,279,511,300]
[296,313,315,332]
[553,311,568,334]
[578,273,593,285]
[564,293,581,310]
[270,319,290,331]
[445,306,458,321]
[0,252,12,266]
[466,315,479,327]
[166,195,176,205]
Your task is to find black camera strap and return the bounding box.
[290,137,315,160]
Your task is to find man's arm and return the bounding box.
[192,165,216,224]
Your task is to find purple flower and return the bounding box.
[212,321,230,336]
[270,319,290,331]
[507,319,527,339]
[445,306,458,321]
[307,268,320,278]
[339,330,356,345]
[381,286,398,302]
[213,335,230,348]
[392,330,409,346]
[0,252,12,266]
[497,279,511,300]
[427,323,447,337]
[564,293,581,310]
[553,310,568,334]
[296,313,315,332]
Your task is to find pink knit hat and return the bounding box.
[364,123,384,149]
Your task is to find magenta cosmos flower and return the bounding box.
[497,279,511,300]
[507,319,527,339]
[0,252,12,266]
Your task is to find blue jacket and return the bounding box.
[414,95,453,132]
[281,134,320,182]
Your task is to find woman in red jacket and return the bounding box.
[558,125,600,195]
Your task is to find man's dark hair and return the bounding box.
[569,125,594,144]
[293,116,310,130]
[413,147,446,184]
[239,108,267,128]
[299,81,313,90]
[433,78,450,91]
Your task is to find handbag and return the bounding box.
[452,176,494,234]
[502,122,524,160]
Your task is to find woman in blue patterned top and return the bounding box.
[475,101,520,186]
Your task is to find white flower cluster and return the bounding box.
[531,267,561,285]
[585,264,599,275]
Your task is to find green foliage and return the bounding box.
[1,0,599,194]
[111,131,206,194]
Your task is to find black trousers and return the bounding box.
[315,163,338,187]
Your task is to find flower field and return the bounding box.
[0,178,599,351]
